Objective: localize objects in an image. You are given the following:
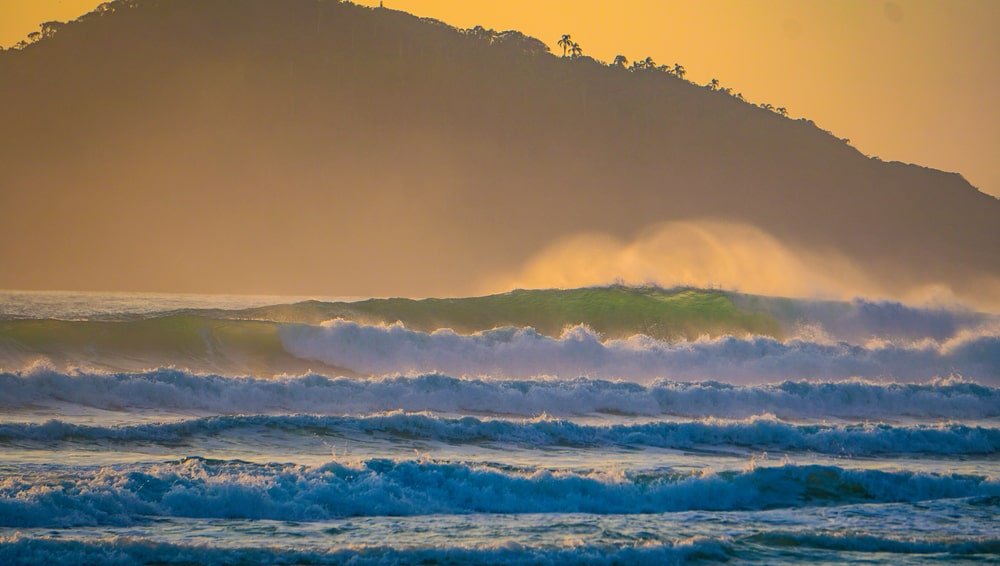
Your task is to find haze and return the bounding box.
[0,0,997,309]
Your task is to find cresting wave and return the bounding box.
[280,320,1000,382]
[3,367,999,419]
[1,458,997,527]
[3,414,998,457]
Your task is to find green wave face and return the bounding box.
[0,287,781,374]
[0,316,348,376]
[227,286,783,340]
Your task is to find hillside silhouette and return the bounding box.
[1,0,997,305]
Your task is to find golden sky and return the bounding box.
[3,0,999,197]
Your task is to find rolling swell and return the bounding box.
[2,367,998,419]
[0,316,346,376]
[0,536,730,566]
[1,458,997,527]
[3,533,997,565]
[746,532,1000,555]
[2,414,998,457]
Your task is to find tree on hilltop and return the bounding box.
[557,34,572,57]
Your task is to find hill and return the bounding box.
[1,0,997,305]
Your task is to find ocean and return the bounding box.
[1,289,997,564]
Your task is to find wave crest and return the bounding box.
[2,458,996,527]
[279,320,1000,382]
[3,367,998,419]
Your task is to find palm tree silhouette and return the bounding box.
[672,64,685,78]
[570,42,583,58]
[707,78,720,90]
[612,55,628,68]
[776,107,788,117]
[643,56,655,69]
[558,34,572,57]
[761,103,774,111]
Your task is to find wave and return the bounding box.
[81,285,1000,345]
[1,458,996,527]
[3,533,997,566]
[746,532,1000,555]
[0,535,730,566]
[3,367,999,419]
[280,319,1000,382]
[0,316,345,376]
[734,295,994,343]
[4,287,997,380]
[3,414,998,457]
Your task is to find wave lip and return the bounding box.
[3,367,999,419]
[279,319,1000,382]
[3,414,998,457]
[2,458,997,528]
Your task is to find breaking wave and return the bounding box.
[3,367,1000,419]
[768,297,993,343]
[1,458,997,528]
[2,414,998,457]
[279,320,1000,382]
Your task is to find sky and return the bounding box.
[2,0,997,198]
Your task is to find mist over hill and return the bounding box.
[1,0,997,307]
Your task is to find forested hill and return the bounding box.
[1,0,997,304]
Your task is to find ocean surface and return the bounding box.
[1,289,998,564]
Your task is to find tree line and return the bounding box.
[3,1,793,121]
[556,33,791,119]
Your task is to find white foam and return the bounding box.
[279,319,1000,382]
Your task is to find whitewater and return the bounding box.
[1,290,998,564]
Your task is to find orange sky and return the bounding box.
[3,0,998,197]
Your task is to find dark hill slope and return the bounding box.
[0,0,996,301]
